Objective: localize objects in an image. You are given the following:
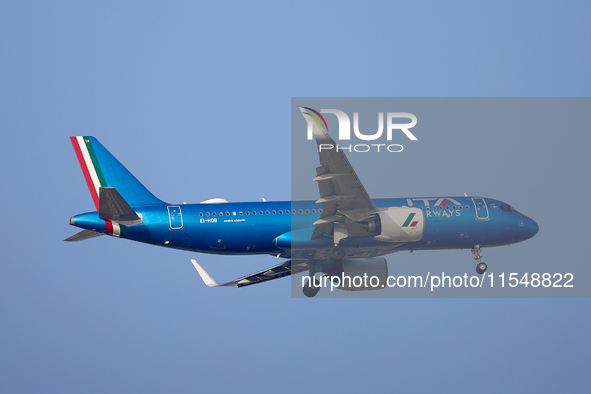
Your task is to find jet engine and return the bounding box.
[364,207,425,243]
[326,257,388,291]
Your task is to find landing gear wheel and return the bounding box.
[303,279,320,298]
[476,262,487,275]
[330,245,345,262]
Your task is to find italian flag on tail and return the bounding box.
[70,136,126,238]
[70,136,107,210]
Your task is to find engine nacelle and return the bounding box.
[329,257,388,291]
[367,206,424,243]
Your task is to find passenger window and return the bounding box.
[213,212,216,216]
[279,210,283,214]
[312,209,316,213]
[259,211,263,215]
[199,213,203,217]
[252,211,256,215]
[292,210,296,214]
[206,212,210,217]
[272,210,276,214]
[305,209,309,214]
[265,210,270,215]
[299,210,303,214]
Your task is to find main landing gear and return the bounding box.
[472,244,487,274]
[303,278,320,298]
[329,245,345,261]
[303,246,346,298]
[303,260,321,298]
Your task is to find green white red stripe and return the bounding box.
[105,220,127,238]
[71,136,127,237]
[70,136,107,209]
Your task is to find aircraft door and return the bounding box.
[472,198,489,220]
[168,206,184,229]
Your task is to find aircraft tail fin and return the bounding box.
[70,136,164,209]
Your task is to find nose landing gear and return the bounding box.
[476,262,488,275]
[472,245,487,274]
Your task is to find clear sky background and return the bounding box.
[1,1,590,393]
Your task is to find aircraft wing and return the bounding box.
[299,107,378,241]
[191,259,309,288]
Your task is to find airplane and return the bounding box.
[66,108,539,297]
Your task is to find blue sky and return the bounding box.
[1,1,590,393]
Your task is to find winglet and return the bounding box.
[191,259,220,287]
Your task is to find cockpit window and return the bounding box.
[501,204,517,212]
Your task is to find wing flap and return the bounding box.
[300,107,378,240]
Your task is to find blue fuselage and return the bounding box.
[71,196,539,260]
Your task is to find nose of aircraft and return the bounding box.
[521,215,539,240]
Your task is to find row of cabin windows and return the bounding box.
[420,205,470,210]
[198,205,481,217]
[199,208,323,217]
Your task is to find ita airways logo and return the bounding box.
[402,213,419,228]
[300,106,418,153]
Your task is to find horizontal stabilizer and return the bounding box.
[191,259,309,288]
[99,187,141,225]
[64,229,104,242]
